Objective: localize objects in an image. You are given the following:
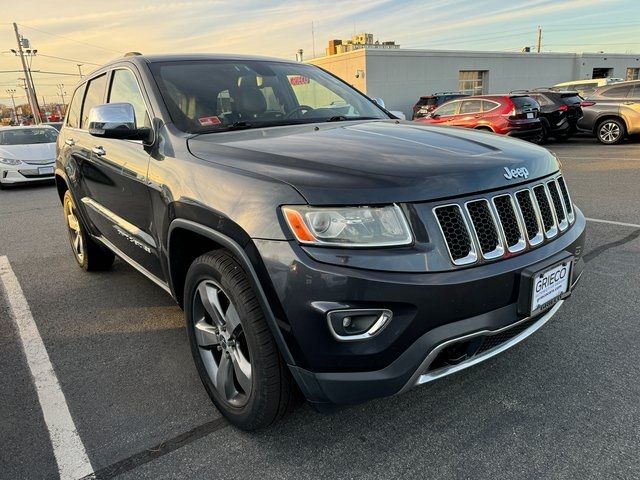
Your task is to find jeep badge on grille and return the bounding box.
[503,167,529,180]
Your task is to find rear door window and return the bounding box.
[65,84,85,129]
[81,74,108,129]
[459,100,482,114]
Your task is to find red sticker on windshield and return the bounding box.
[199,116,221,126]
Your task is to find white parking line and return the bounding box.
[0,256,93,480]
[586,218,640,229]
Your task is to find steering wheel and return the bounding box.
[284,105,314,119]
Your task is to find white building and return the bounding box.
[310,48,640,117]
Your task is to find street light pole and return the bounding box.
[77,64,84,79]
[12,22,41,124]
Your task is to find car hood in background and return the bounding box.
[188,120,559,205]
[0,142,56,162]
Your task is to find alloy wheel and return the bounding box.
[64,197,84,264]
[192,279,252,407]
[599,121,621,143]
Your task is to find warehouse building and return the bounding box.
[310,45,640,118]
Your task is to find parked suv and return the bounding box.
[514,89,583,143]
[56,54,585,430]
[411,92,468,119]
[415,95,543,140]
[578,80,640,144]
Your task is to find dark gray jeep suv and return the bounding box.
[56,54,586,430]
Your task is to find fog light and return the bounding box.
[327,309,392,342]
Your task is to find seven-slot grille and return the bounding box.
[434,175,574,266]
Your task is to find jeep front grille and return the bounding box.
[433,175,574,266]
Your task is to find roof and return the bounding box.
[0,125,57,131]
[111,53,298,66]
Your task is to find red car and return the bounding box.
[415,95,543,141]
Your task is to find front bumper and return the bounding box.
[255,209,586,406]
[1,165,55,185]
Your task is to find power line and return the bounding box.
[37,53,101,66]
[17,23,124,54]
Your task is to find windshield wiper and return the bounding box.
[226,121,255,130]
[326,116,380,122]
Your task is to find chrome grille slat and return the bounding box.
[514,189,544,246]
[433,174,573,266]
[547,180,568,231]
[557,176,575,223]
[465,200,504,259]
[532,184,558,238]
[433,204,478,266]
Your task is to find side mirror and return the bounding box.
[371,97,386,109]
[430,112,440,119]
[88,103,150,141]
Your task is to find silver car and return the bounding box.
[578,80,640,144]
[0,125,58,188]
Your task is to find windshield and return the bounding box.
[149,60,389,133]
[0,128,58,145]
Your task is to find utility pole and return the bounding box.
[77,64,84,78]
[311,21,316,59]
[57,84,66,106]
[13,23,41,124]
[536,26,542,53]
[6,89,17,123]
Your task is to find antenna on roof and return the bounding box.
[124,52,142,57]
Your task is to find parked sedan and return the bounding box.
[519,90,583,143]
[415,95,542,141]
[0,125,58,188]
[578,80,640,144]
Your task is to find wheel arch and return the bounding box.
[593,114,627,135]
[55,171,69,204]
[167,218,296,366]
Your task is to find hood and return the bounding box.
[188,120,559,205]
[0,142,56,163]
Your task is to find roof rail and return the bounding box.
[433,91,465,95]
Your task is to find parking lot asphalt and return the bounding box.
[0,137,639,480]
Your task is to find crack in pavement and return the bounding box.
[584,228,640,264]
[80,417,229,480]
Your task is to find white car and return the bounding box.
[0,125,58,188]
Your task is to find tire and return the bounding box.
[63,190,114,271]
[532,124,548,145]
[184,250,296,430]
[596,118,625,145]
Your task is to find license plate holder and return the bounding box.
[518,256,573,316]
[526,112,534,119]
[38,166,54,175]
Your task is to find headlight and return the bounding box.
[0,157,22,165]
[282,204,413,247]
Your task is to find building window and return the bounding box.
[592,67,613,79]
[626,67,640,80]
[458,71,487,95]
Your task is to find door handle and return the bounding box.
[92,146,106,156]
[623,101,634,105]
[65,138,75,146]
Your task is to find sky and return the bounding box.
[1,0,639,107]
